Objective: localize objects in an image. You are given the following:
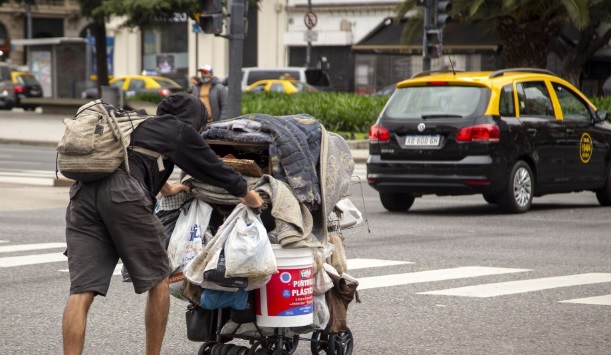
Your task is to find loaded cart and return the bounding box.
[161,113,363,355]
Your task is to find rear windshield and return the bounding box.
[384,85,487,119]
[156,78,182,89]
[17,75,40,86]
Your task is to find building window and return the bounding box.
[141,18,188,87]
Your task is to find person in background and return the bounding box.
[192,64,228,122]
[61,93,263,355]
[187,75,201,94]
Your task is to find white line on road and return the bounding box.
[0,240,8,244]
[560,294,611,306]
[420,273,611,298]
[347,258,412,270]
[357,266,530,290]
[0,252,66,267]
[0,242,66,253]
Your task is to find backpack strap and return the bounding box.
[130,146,166,172]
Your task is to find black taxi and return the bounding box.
[367,68,610,213]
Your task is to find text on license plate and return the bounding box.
[405,135,440,146]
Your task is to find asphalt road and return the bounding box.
[1,175,610,354]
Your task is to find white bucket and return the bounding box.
[255,245,314,327]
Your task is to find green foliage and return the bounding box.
[591,96,611,113]
[130,92,165,104]
[241,92,388,132]
[124,91,387,133]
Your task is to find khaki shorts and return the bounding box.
[65,170,171,295]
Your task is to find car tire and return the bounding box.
[595,168,611,206]
[498,161,534,214]
[482,193,498,204]
[380,193,415,212]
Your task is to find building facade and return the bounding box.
[2,1,610,97]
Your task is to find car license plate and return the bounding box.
[405,135,440,146]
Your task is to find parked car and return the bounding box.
[0,62,16,110]
[82,75,183,99]
[245,79,318,94]
[367,68,610,214]
[11,71,43,110]
[241,67,332,92]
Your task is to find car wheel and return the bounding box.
[498,161,533,214]
[595,168,611,206]
[379,193,415,212]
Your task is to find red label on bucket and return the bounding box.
[258,267,313,316]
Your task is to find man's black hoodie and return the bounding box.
[126,93,247,199]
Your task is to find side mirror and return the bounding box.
[596,110,608,123]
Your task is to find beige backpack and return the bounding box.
[57,100,164,182]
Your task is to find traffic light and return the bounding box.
[198,0,223,35]
[425,29,443,58]
[435,0,452,27]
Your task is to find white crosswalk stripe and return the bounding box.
[0,252,67,267]
[418,273,611,298]
[560,294,611,306]
[358,266,530,290]
[2,241,611,306]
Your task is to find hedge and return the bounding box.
[130,92,611,133]
[131,91,388,133]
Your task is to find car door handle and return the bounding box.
[527,128,537,136]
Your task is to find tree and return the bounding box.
[549,1,611,86]
[79,0,199,97]
[396,0,594,76]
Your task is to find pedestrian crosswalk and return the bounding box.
[2,241,610,306]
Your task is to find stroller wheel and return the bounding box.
[328,328,354,355]
[220,343,237,355]
[198,341,216,355]
[311,328,354,355]
[310,331,330,354]
[211,343,225,355]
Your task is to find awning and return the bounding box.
[352,17,501,53]
[11,37,87,46]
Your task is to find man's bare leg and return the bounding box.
[145,278,170,355]
[63,292,95,355]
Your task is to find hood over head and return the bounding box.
[156,93,209,132]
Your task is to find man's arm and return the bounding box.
[160,182,190,197]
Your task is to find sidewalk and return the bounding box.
[0,109,369,162]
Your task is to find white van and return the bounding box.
[241,67,332,91]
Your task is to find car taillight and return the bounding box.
[159,89,171,96]
[455,124,500,143]
[369,124,390,143]
[14,85,25,94]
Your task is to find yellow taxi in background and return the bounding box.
[82,75,183,98]
[245,79,318,94]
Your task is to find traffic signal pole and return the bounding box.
[422,1,432,71]
[227,0,245,118]
[421,0,451,72]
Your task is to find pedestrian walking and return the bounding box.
[192,64,228,122]
[61,93,263,355]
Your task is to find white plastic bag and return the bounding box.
[224,207,277,278]
[167,199,213,271]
